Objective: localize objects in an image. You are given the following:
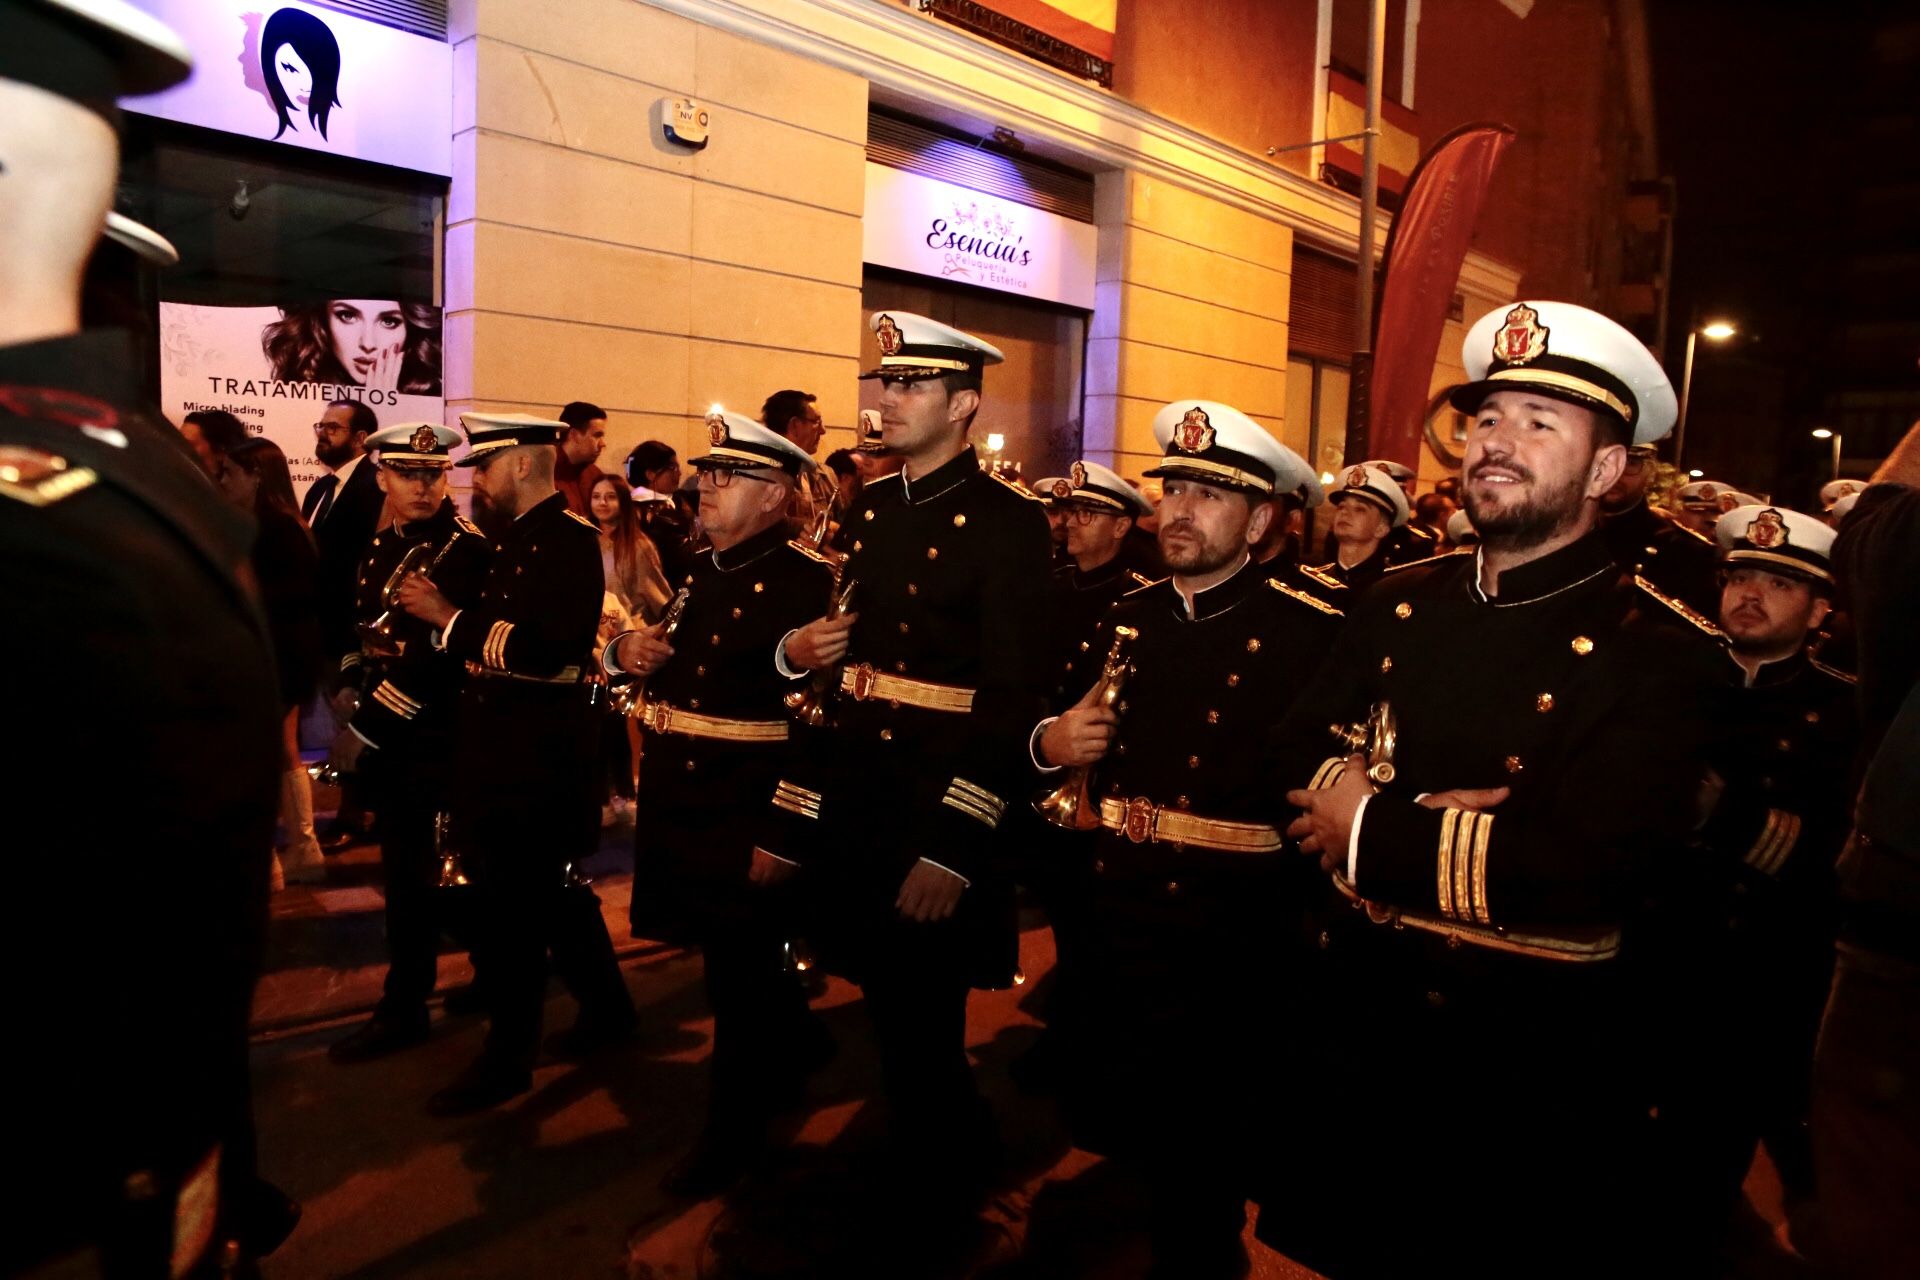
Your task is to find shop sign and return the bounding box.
[863,163,1096,309]
[122,1,452,177]
[160,300,446,501]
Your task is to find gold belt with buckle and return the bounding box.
[1097,796,1283,854]
[636,698,789,743]
[1330,874,1622,963]
[463,662,583,685]
[839,663,975,713]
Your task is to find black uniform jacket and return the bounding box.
[1600,498,1718,617]
[1294,540,1393,602]
[347,500,493,768]
[629,524,835,940]
[1701,648,1858,901]
[1278,532,1720,952]
[766,446,1053,982]
[311,453,384,674]
[441,492,604,844]
[2,332,281,1271]
[1046,552,1156,706]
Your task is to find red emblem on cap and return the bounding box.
[1698,484,1718,501]
[875,314,902,357]
[409,425,438,454]
[1346,465,1370,490]
[706,412,728,445]
[1746,509,1788,549]
[1050,478,1073,500]
[1494,303,1549,366]
[1716,491,1743,514]
[1070,460,1088,490]
[1175,407,1215,454]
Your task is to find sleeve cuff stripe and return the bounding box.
[371,683,419,720]
[773,782,823,819]
[484,620,513,669]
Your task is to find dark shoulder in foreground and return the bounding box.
[1266,575,1345,617]
[1350,545,1478,610]
[776,538,840,588]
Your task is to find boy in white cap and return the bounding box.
[0,1,305,1273]
[1273,301,1724,1275]
[766,311,1054,1216]
[1661,505,1860,1245]
[1299,461,1411,597]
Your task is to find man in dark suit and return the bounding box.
[307,398,384,846]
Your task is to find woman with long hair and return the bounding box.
[262,299,442,395]
[261,6,343,140]
[218,437,328,888]
[590,474,672,623]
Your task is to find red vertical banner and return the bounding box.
[1367,123,1517,468]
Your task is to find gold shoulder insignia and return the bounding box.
[1268,578,1344,617]
[1127,571,1153,589]
[1673,522,1714,547]
[1407,523,1437,542]
[1298,564,1348,591]
[1381,548,1472,576]
[785,539,834,566]
[563,508,599,530]
[1810,658,1859,685]
[456,514,484,537]
[989,470,1043,501]
[1635,575,1724,638]
[1122,574,1168,597]
[0,447,96,507]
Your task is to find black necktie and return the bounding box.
[306,473,339,526]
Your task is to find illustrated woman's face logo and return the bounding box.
[272,42,313,110]
[327,300,405,385]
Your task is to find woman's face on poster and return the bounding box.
[271,41,313,109]
[327,299,405,384]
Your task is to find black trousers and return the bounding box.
[859,953,991,1194]
[374,788,444,1017]
[703,927,813,1122]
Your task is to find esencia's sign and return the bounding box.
[121,1,452,177]
[863,162,1096,309]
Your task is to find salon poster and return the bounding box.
[122,1,452,176]
[160,300,446,501]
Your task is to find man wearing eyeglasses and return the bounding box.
[1600,440,1717,613]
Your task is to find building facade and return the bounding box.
[115,0,1663,499]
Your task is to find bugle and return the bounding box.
[1033,625,1139,830]
[608,586,692,717]
[782,576,857,727]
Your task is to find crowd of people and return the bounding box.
[9,4,1920,1279]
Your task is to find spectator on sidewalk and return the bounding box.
[762,388,824,455]
[590,474,672,622]
[218,438,327,888]
[555,400,609,516]
[180,407,250,477]
[306,399,383,849]
[627,439,695,583]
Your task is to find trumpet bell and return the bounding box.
[1032,774,1103,830]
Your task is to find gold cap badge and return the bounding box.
[1174,407,1215,454]
[1746,508,1788,549]
[706,412,728,445]
[875,313,901,357]
[1494,303,1549,365]
[409,424,438,454]
[1070,460,1088,489]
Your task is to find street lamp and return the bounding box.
[1675,319,1737,466]
[1813,427,1842,481]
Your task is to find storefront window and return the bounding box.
[111,119,445,496]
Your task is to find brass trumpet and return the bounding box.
[1033,625,1139,830]
[358,527,469,657]
[435,811,471,889]
[608,586,691,717]
[1328,701,1398,785]
[783,577,857,727]
[792,464,840,557]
